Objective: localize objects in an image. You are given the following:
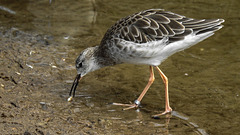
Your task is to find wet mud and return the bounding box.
[0,28,99,134]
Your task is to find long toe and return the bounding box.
[112,102,138,110]
[152,108,172,118]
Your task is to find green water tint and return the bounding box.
[0,0,239,134]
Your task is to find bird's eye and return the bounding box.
[79,62,83,68]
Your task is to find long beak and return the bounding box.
[68,74,81,101]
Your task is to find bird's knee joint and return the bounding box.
[163,77,168,84]
[149,76,155,82]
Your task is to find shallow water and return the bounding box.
[0,0,239,134]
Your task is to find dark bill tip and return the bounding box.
[69,74,81,98]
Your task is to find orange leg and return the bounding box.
[112,66,155,110]
[112,66,172,116]
[152,66,172,117]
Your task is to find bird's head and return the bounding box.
[75,47,99,77]
[68,46,100,101]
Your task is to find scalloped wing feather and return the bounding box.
[100,9,224,46]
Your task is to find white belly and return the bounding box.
[115,31,214,66]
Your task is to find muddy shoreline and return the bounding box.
[0,28,104,134]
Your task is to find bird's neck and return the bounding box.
[93,45,118,69]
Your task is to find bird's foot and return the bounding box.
[112,100,140,110]
[152,107,172,118]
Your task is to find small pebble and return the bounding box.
[26,64,33,69]
[200,48,204,51]
[24,131,31,135]
[73,108,81,113]
[29,50,35,55]
[64,36,69,39]
[15,72,21,75]
[39,102,48,110]
[51,65,57,68]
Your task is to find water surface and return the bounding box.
[0,0,239,134]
